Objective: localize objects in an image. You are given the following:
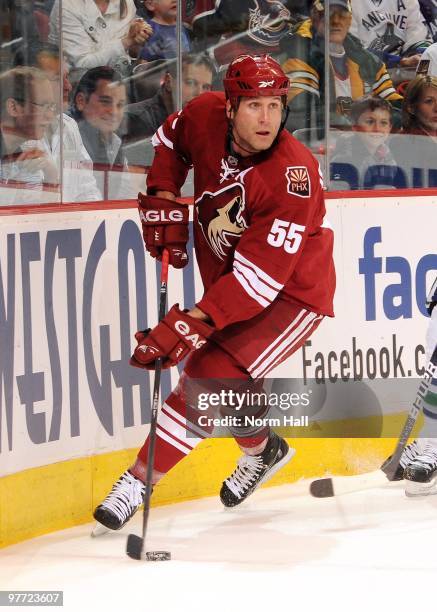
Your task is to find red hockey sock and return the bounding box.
[136,389,206,475]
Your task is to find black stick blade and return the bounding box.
[126,534,143,560]
[126,534,171,561]
[310,478,334,498]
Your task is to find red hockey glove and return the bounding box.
[138,193,189,269]
[130,305,214,370]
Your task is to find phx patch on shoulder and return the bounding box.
[286,166,311,198]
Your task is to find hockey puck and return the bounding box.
[146,551,171,562]
[309,478,334,498]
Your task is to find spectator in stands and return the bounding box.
[279,0,403,132]
[138,0,191,63]
[419,0,437,43]
[14,42,102,202]
[349,0,430,69]
[402,73,437,134]
[391,75,437,187]
[330,95,398,189]
[181,0,310,66]
[49,0,152,78]
[71,66,128,171]
[416,40,437,75]
[0,66,59,188]
[124,53,214,142]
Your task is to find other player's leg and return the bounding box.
[404,304,437,496]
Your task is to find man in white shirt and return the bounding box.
[349,0,430,67]
[14,42,102,202]
[0,66,60,203]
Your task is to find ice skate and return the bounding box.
[381,439,422,480]
[93,470,145,531]
[220,432,295,507]
[404,443,437,497]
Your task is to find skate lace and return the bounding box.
[101,472,144,522]
[225,454,264,499]
[414,444,437,469]
[400,440,419,468]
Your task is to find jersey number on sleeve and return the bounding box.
[267,219,306,254]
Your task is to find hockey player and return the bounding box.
[93,53,335,530]
[379,276,437,492]
[402,276,437,495]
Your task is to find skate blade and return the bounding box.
[91,522,111,537]
[405,476,437,497]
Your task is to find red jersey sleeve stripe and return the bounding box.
[234,260,279,303]
[234,251,283,290]
[152,125,174,150]
[233,267,271,308]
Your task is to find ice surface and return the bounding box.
[2,480,437,612]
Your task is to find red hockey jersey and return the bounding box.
[147,92,335,330]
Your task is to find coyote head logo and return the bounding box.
[207,195,247,260]
[197,186,248,260]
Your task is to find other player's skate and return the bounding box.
[381,439,422,480]
[404,443,437,497]
[220,431,295,507]
[93,470,145,533]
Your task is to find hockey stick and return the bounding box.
[310,344,437,498]
[126,250,171,561]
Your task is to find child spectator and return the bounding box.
[139,0,191,63]
[330,95,398,189]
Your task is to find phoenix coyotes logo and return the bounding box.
[197,185,248,260]
[286,166,311,198]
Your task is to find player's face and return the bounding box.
[354,108,392,152]
[415,85,437,132]
[181,64,213,106]
[228,96,283,156]
[76,79,126,136]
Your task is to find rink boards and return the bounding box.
[0,191,436,546]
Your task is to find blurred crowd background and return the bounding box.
[1,0,437,204]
